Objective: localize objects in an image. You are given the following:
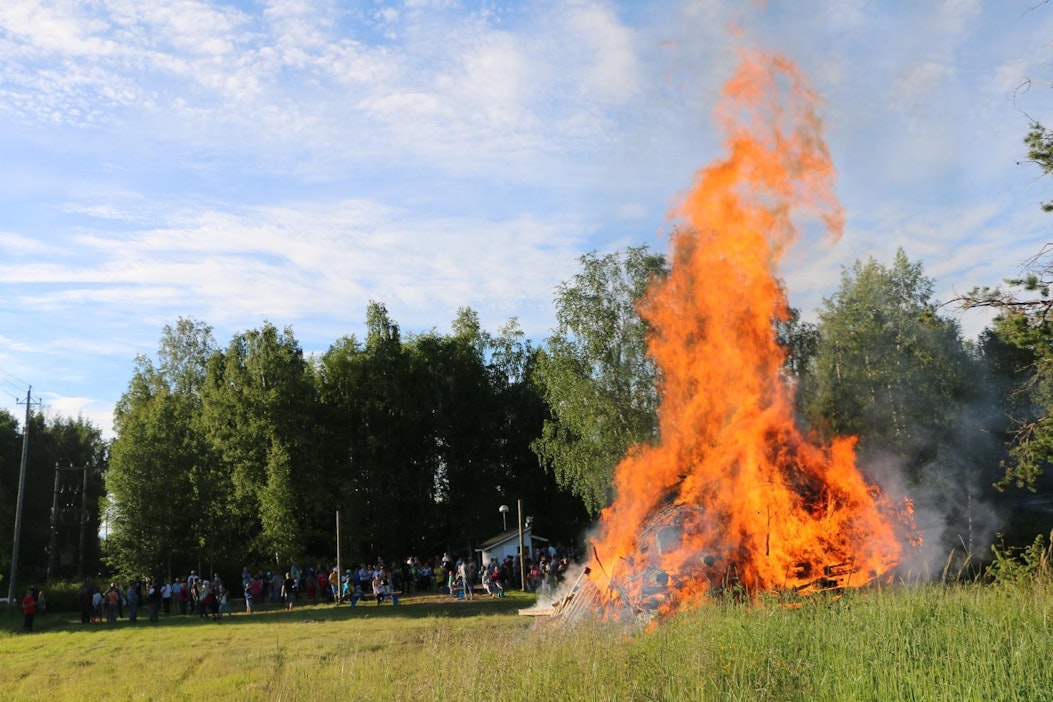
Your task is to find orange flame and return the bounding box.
[588,51,914,617]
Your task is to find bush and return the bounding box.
[32,580,86,614]
[987,532,1052,585]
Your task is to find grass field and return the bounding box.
[2,583,1052,701]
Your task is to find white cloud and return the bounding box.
[936,0,982,38]
[0,191,589,340]
[42,394,115,437]
[0,333,38,354]
[562,0,642,104]
[0,231,68,256]
[0,0,118,57]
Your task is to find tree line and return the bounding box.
[94,306,594,580]
[101,236,1053,581]
[0,413,107,585]
[6,132,1053,584]
[3,239,1053,586]
[535,245,1048,567]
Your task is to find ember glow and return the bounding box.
[585,51,916,621]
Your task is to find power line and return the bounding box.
[0,370,93,464]
[0,366,30,392]
[0,378,28,400]
[0,367,32,408]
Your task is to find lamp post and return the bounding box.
[499,504,509,531]
[517,500,526,591]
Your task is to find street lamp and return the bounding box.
[499,504,509,531]
[517,500,528,591]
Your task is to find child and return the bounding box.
[218,585,232,616]
[244,581,254,614]
[91,589,104,623]
[22,589,36,632]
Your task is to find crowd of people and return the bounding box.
[63,546,580,626]
[76,571,234,625]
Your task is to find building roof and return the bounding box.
[477,529,548,551]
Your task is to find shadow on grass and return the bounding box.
[2,591,536,634]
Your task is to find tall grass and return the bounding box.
[1,584,1050,701]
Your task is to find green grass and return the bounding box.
[2,584,1051,701]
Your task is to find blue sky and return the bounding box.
[1,0,1053,437]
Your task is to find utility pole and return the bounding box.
[7,388,32,608]
[335,510,341,601]
[77,466,89,580]
[47,464,89,582]
[46,465,60,582]
[518,499,526,592]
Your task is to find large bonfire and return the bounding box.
[567,51,916,625]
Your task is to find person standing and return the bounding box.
[186,570,200,612]
[198,581,213,619]
[91,588,104,623]
[217,585,232,616]
[289,562,301,601]
[171,578,182,614]
[161,580,172,615]
[249,575,263,611]
[21,589,36,632]
[328,567,339,602]
[106,584,120,622]
[281,573,295,611]
[126,582,139,623]
[147,580,161,622]
[457,558,473,600]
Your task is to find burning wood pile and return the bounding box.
[529,503,886,627]
[525,50,918,627]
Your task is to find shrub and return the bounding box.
[987,532,1052,585]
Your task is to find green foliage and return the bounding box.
[108,304,588,579]
[775,303,819,382]
[199,322,323,563]
[321,302,436,560]
[106,319,218,578]
[955,122,1053,489]
[1025,121,1053,212]
[981,311,1053,490]
[317,303,587,561]
[531,246,668,515]
[987,532,1052,585]
[802,249,976,483]
[0,409,107,585]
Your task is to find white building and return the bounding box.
[476,528,548,566]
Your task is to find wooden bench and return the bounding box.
[349,591,402,606]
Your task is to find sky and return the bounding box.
[1,0,1053,439]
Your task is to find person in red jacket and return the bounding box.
[22,589,37,632]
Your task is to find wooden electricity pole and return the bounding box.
[518,499,526,591]
[47,464,89,582]
[7,388,32,607]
